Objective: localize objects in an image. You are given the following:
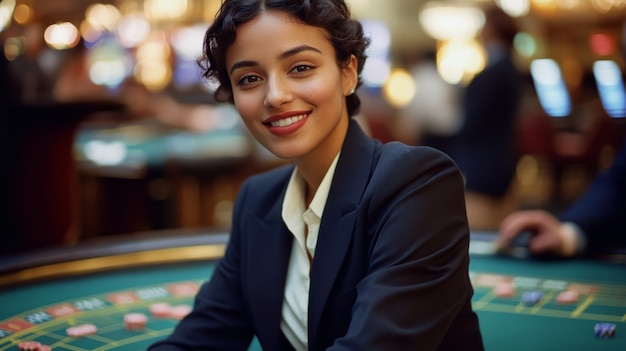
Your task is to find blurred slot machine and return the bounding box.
[592,60,626,119]
[530,58,572,118]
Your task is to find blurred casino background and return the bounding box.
[1,0,626,254]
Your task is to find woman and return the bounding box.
[149,0,484,350]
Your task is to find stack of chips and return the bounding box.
[18,341,42,351]
[169,305,192,320]
[150,302,173,318]
[521,291,543,306]
[594,323,616,339]
[493,281,515,298]
[555,290,579,304]
[66,323,98,337]
[17,341,52,351]
[149,302,192,320]
[124,313,148,331]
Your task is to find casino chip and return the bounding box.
[124,312,148,331]
[17,341,52,351]
[556,290,579,304]
[594,323,616,339]
[66,323,98,337]
[150,302,173,318]
[521,291,543,306]
[18,341,41,351]
[169,304,192,320]
[493,281,515,298]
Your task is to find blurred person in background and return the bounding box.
[8,22,57,103]
[498,137,626,257]
[497,19,626,258]
[442,5,524,230]
[53,39,220,133]
[395,50,462,149]
[1,22,81,254]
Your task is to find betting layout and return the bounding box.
[0,281,201,350]
[470,271,624,339]
[1,271,624,349]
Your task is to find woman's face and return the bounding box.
[225,10,357,162]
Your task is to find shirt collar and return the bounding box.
[282,152,341,224]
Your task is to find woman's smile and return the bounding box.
[264,112,310,135]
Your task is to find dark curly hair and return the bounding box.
[199,0,370,117]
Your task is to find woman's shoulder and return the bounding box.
[377,141,456,167]
[371,141,462,184]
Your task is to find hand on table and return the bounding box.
[497,210,578,257]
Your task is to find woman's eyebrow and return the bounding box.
[279,44,322,60]
[229,45,322,75]
[230,60,257,75]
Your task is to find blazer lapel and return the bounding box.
[308,120,377,345]
[247,176,294,350]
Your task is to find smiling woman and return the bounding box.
[148,0,484,351]
[224,10,356,165]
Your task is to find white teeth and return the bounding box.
[269,114,306,127]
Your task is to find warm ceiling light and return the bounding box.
[144,0,189,21]
[419,3,485,41]
[383,68,415,108]
[497,0,531,17]
[86,4,122,31]
[0,0,15,31]
[44,22,80,50]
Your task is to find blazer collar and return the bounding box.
[308,119,377,345]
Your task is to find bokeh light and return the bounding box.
[383,68,415,108]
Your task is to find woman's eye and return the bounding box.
[238,75,261,86]
[290,65,313,74]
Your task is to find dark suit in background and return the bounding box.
[560,138,626,253]
[433,6,524,230]
[149,120,484,351]
[448,53,523,198]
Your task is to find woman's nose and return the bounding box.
[264,75,292,108]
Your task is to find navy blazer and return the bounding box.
[150,120,484,350]
[561,138,626,253]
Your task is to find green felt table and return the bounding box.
[1,234,624,350]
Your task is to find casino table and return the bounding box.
[1,231,624,350]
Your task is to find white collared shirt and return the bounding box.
[280,153,340,351]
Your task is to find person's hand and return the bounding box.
[497,210,575,256]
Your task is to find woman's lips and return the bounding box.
[267,114,307,127]
[264,113,309,135]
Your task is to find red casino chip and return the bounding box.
[66,323,98,337]
[556,290,579,304]
[169,304,192,320]
[124,312,148,331]
[18,341,42,351]
[493,281,515,298]
[149,302,172,318]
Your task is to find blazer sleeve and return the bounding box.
[330,145,480,350]
[148,181,255,351]
[560,138,626,253]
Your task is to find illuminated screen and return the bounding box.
[530,59,571,117]
[593,60,626,118]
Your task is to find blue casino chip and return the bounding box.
[521,291,542,306]
[594,323,616,339]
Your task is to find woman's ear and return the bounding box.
[342,55,358,96]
